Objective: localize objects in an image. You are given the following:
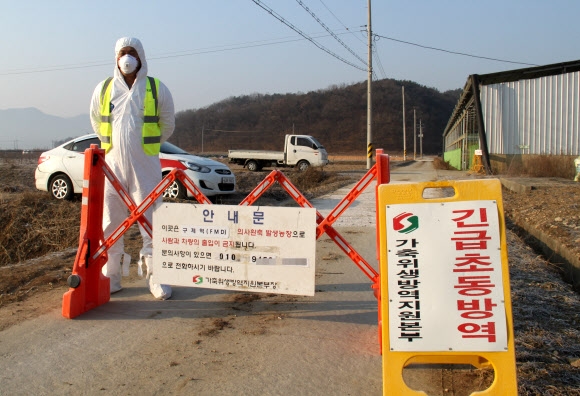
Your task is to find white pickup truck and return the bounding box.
[228,134,329,171]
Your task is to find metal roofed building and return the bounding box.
[442,59,580,174]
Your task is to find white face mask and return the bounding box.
[118,54,138,74]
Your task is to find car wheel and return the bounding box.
[163,179,186,199]
[246,160,260,172]
[297,160,310,172]
[50,174,74,200]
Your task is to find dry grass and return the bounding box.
[433,154,578,179]
[506,229,580,395]
[499,154,577,178]
[432,156,456,170]
[523,155,576,178]
[232,166,357,203]
[289,166,348,194]
[0,163,357,266]
[0,191,80,265]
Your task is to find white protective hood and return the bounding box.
[113,37,148,80]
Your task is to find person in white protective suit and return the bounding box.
[89,37,175,299]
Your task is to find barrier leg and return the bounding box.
[62,237,110,318]
[375,150,390,354]
[62,146,110,319]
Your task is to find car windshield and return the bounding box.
[161,141,190,155]
[310,137,324,150]
[65,137,100,152]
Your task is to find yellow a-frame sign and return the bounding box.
[378,179,517,395]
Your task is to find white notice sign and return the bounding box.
[386,200,508,352]
[152,203,316,295]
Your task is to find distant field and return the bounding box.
[328,154,365,162]
[329,154,407,162]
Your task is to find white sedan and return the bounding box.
[35,134,236,200]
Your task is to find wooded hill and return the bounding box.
[171,78,462,156]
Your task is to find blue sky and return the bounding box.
[1,0,578,118]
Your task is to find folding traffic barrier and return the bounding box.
[63,145,390,325]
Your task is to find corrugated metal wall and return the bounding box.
[481,71,580,155]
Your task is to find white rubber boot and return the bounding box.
[139,255,172,300]
[102,253,123,293]
[122,253,131,277]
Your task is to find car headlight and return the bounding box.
[181,160,211,173]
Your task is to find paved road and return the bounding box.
[0,160,484,396]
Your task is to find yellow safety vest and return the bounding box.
[99,76,161,155]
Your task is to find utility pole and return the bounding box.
[419,119,423,159]
[402,86,406,160]
[201,125,205,153]
[366,0,372,169]
[413,108,417,160]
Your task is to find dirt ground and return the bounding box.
[501,179,580,263]
[1,158,579,394]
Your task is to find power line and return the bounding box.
[373,33,540,67]
[318,0,367,47]
[0,31,355,76]
[373,46,387,79]
[0,27,540,77]
[0,60,111,75]
[149,33,337,60]
[295,0,367,67]
[250,0,366,72]
[313,0,381,81]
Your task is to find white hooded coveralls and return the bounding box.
[89,37,175,297]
